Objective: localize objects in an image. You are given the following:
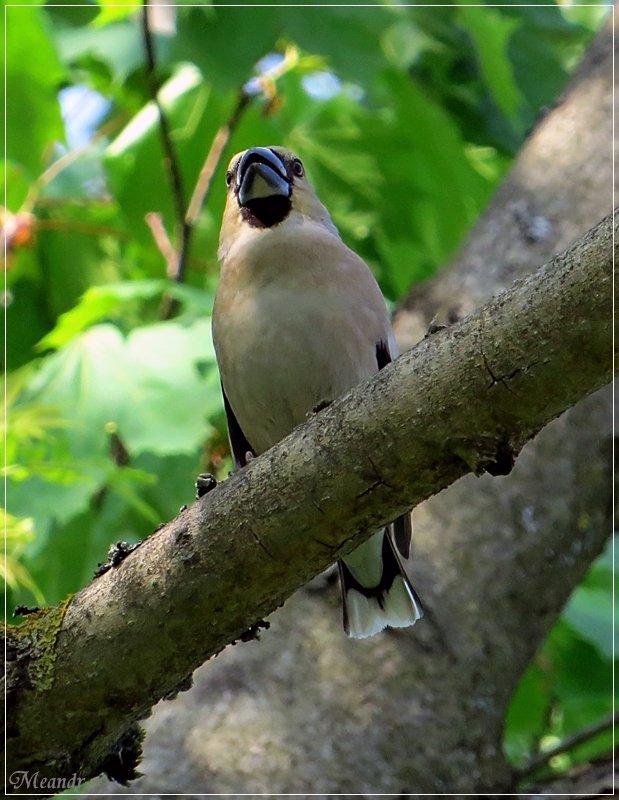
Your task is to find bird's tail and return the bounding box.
[338,522,423,639]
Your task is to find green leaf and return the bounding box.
[562,588,614,660]
[561,537,616,660]
[26,321,220,458]
[381,20,437,72]
[39,280,215,350]
[105,466,159,525]
[132,452,203,523]
[558,3,612,32]
[36,209,124,317]
[366,69,493,297]
[504,662,551,765]
[38,280,172,349]
[282,6,396,86]
[5,278,55,370]
[545,621,614,752]
[506,539,615,769]
[3,510,46,607]
[22,325,127,458]
[170,6,281,90]
[104,63,228,241]
[8,316,220,558]
[41,143,108,201]
[5,6,66,175]
[91,1,139,28]
[505,618,614,770]
[26,508,99,602]
[121,320,220,454]
[55,19,145,83]
[3,161,32,210]
[457,5,523,127]
[508,25,570,121]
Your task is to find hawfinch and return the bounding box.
[213,146,423,638]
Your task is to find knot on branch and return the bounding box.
[448,435,518,477]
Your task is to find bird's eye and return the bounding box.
[292,159,304,178]
[225,170,233,187]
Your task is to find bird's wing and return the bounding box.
[222,383,256,469]
[392,512,412,560]
[374,337,412,561]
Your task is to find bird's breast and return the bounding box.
[213,278,382,455]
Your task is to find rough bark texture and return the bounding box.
[6,19,614,798]
[5,209,612,792]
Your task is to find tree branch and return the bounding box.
[4,210,613,788]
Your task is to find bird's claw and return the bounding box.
[195,473,218,499]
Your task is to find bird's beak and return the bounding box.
[237,147,290,207]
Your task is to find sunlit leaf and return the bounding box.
[2,510,46,606]
[39,280,215,349]
[25,321,219,458]
[91,1,138,28]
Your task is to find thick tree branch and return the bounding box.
[4,210,613,788]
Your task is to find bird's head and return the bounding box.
[219,146,338,259]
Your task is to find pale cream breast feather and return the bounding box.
[213,220,392,453]
[214,146,394,454]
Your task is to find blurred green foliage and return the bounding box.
[2,0,612,785]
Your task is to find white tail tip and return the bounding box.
[339,529,423,639]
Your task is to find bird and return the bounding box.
[212,145,423,638]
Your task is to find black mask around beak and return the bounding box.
[236,148,292,228]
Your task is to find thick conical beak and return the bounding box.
[237,147,290,206]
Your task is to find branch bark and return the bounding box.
[5,207,613,789]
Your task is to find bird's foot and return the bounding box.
[195,472,218,499]
[93,540,141,578]
[308,399,332,417]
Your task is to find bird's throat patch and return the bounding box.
[241,196,292,228]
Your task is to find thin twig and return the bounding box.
[517,712,617,779]
[141,0,189,285]
[185,89,252,227]
[184,47,299,226]
[145,212,177,277]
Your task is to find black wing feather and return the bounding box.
[375,339,412,560]
[375,339,392,371]
[393,512,412,560]
[222,384,256,469]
